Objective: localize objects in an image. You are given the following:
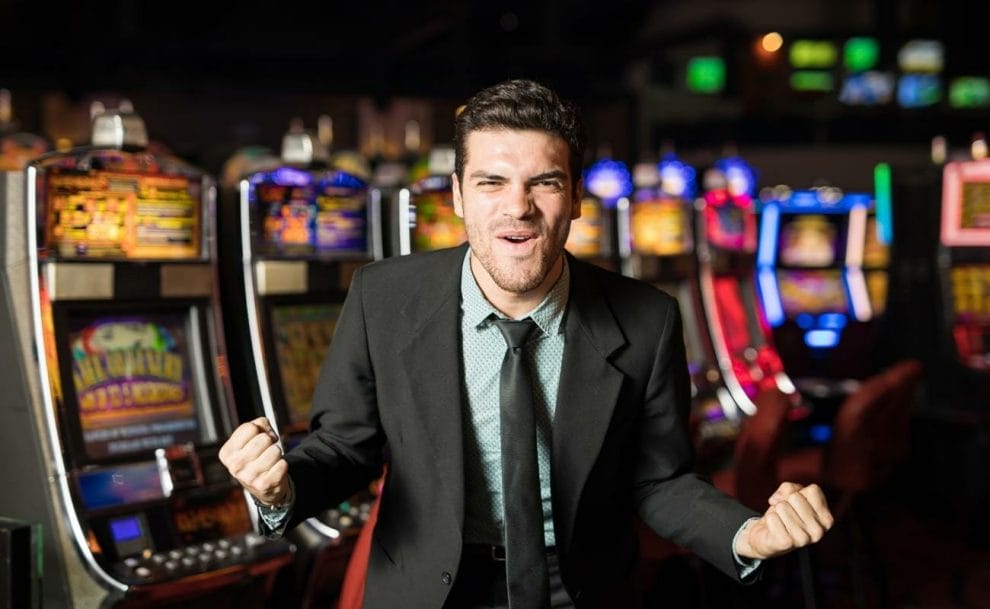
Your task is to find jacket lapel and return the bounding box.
[397,245,467,535]
[552,257,627,553]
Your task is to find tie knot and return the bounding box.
[494,318,538,350]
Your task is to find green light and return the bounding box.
[873,163,893,244]
[790,40,838,69]
[949,77,990,108]
[687,57,726,94]
[845,37,879,72]
[791,71,835,92]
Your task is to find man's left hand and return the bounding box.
[734,482,834,560]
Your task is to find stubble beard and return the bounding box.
[468,220,570,294]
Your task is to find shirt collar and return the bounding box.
[460,248,570,337]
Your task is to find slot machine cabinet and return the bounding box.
[219,129,383,606]
[757,187,883,428]
[397,146,465,255]
[566,158,629,271]
[619,156,740,467]
[937,159,990,402]
[0,109,293,608]
[697,159,797,420]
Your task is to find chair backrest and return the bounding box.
[878,359,923,463]
[732,387,792,511]
[823,371,895,494]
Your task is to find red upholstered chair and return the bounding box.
[334,493,381,609]
[877,359,923,465]
[710,386,793,512]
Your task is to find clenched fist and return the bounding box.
[734,482,834,560]
[219,417,291,506]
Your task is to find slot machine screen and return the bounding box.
[255,180,368,256]
[269,303,341,429]
[778,214,842,267]
[630,197,691,255]
[63,310,209,461]
[45,169,201,260]
[949,265,990,368]
[960,182,990,230]
[705,201,755,252]
[565,197,604,257]
[412,191,466,251]
[777,270,849,315]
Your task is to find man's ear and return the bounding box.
[452,172,465,218]
[571,178,584,220]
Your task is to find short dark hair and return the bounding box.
[454,79,585,188]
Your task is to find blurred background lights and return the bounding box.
[761,32,784,53]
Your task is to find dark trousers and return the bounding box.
[445,546,575,609]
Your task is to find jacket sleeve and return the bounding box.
[632,297,760,581]
[281,266,385,531]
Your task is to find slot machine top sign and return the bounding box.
[34,110,206,262]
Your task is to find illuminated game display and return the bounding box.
[65,311,203,460]
[251,166,369,257]
[45,169,201,260]
[398,146,465,254]
[268,303,340,430]
[629,156,694,256]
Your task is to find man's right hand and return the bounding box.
[218,417,290,506]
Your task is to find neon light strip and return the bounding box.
[846,204,867,266]
[759,268,785,327]
[874,163,893,245]
[846,266,872,321]
[758,203,780,266]
[698,263,757,415]
[398,188,412,255]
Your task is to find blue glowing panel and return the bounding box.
[804,329,840,349]
[714,157,757,197]
[809,424,833,444]
[658,155,696,199]
[796,313,815,330]
[897,74,943,108]
[585,159,633,203]
[110,517,142,542]
[818,312,849,330]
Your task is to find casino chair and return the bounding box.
[333,470,386,609]
[775,360,921,609]
[709,386,793,512]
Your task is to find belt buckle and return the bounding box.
[490,545,506,562]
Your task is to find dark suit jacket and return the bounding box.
[281,244,758,608]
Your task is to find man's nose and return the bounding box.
[501,183,534,218]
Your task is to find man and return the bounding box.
[219,79,833,608]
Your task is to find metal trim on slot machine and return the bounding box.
[0,107,294,608]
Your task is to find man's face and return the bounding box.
[453,129,581,296]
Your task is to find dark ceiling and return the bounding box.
[0,0,661,100]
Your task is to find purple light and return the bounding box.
[585,159,633,201]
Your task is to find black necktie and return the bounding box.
[494,318,550,609]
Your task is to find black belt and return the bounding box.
[463,543,557,562]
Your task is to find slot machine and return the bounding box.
[697,159,797,419]
[0,108,292,608]
[937,158,990,400]
[620,155,739,465]
[219,128,383,605]
[566,158,628,271]
[757,186,882,426]
[397,146,465,255]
